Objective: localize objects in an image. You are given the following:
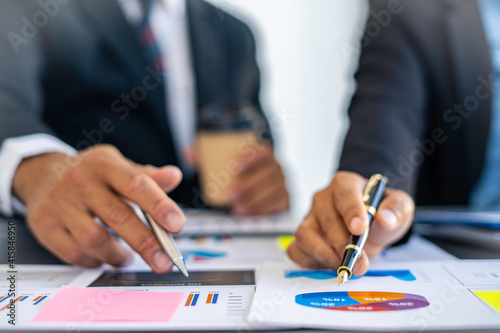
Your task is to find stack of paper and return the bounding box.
[1,236,499,331]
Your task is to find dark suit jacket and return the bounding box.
[339,0,492,206]
[0,0,270,207]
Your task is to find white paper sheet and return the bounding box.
[0,266,256,331]
[248,260,500,331]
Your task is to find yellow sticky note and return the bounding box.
[277,235,295,251]
[473,291,500,314]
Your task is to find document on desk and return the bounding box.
[0,266,256,331]
[179,209,299,236]
[177,235,288,267]
[248,260,500,331]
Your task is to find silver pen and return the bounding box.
[143,211,189,277]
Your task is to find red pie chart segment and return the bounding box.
[331,304,391,312]
[295,291,429,312]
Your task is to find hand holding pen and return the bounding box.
[287,171,414,276]
[337,174,387,285]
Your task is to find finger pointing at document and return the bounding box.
[12,145,186,274]
[287,171,414,276]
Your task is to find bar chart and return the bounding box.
[185,293,200,306]
[206,292,219,304]
[0,294,49,312]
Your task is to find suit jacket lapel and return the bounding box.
[77,0,167,123]
[444,0,493,189]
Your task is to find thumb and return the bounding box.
[366,188,414,251]
[141,165,183,193]
[374,189,413,231]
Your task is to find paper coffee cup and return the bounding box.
[196,102,262,208]
[197,131,257,207]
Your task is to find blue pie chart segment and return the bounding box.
[295,292,360,308]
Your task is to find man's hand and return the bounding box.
[228,144,289,215]
[287,171,414,276]
[12,144,186,274]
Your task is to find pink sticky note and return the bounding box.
[31,286,184,322]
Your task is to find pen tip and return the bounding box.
[173,258,189,278]
[337,270,348,286]
[178,264,189,278]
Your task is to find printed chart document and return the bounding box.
[177,235,289,267]
[0,266,256,331]
[248,260,500,331]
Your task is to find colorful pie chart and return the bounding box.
[295,291,429,312]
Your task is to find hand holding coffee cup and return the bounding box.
[196,103,289,215]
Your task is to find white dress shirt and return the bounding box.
[0,0,196,216]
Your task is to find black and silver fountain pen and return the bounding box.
[143,211,189,277]
[337,174,388,286]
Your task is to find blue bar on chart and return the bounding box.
[0,296,8,303]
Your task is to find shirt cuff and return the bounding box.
[0,134,76,217]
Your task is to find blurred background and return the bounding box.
[206,0,369,217]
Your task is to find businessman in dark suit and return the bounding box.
[0,0,288,272]
[289,0,496,274]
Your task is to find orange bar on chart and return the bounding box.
[185,294,194,307]
[206,294,213,304]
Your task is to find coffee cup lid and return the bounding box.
[198,101,263,132]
